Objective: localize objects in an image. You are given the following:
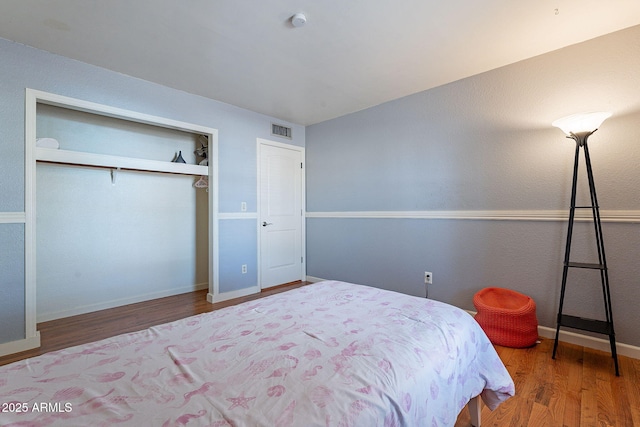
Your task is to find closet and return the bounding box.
[25,90,218,329]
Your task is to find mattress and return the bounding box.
[0,280,514,426]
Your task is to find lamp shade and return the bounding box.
[552,112,612,136]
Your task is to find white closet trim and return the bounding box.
[12,88,220,358]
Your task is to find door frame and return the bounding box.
[256,138,306,290]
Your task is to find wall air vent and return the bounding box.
[271,123,292,139]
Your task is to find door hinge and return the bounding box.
[301,162,303,169]
[301,257,304,263]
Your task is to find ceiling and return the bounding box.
[1,1,639,126]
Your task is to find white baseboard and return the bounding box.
[537,324,640,360]
[464,309,640,360]
[37,282,209,323]
[305,276,327,283]
[0,332,41,357]
[208,285,260,303]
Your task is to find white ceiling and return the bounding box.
[1,1,639,125]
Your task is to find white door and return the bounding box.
[258,140,304,289]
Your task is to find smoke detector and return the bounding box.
[291,13,307,27]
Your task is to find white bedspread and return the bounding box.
[0,281,514,426]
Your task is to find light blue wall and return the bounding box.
[305,26,640,346]
[0,225,24,343]
[219,220,259,293]
[0,37,303,344]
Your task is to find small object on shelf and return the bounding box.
[195,137,208,166]
[36,137,60,149]
[173,151,186,163]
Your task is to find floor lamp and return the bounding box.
[551,111,619,376]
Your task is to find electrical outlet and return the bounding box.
[424,271,432,285]
[241,202,247,212]
[241,264,247,274]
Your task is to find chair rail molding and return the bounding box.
[0,212,26,223]
[306,209,640,223]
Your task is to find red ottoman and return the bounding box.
[473,287,538,348]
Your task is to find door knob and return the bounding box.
[262,221,273,227]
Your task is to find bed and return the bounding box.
[0,280,514,426]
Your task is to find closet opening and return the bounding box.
[24,89,218,344]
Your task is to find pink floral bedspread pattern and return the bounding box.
[0,281,514,426]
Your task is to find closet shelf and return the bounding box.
[35,148,208,176]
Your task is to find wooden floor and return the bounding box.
[2,283,639,426]
[454,340,640,427]
[0,281,309,366]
